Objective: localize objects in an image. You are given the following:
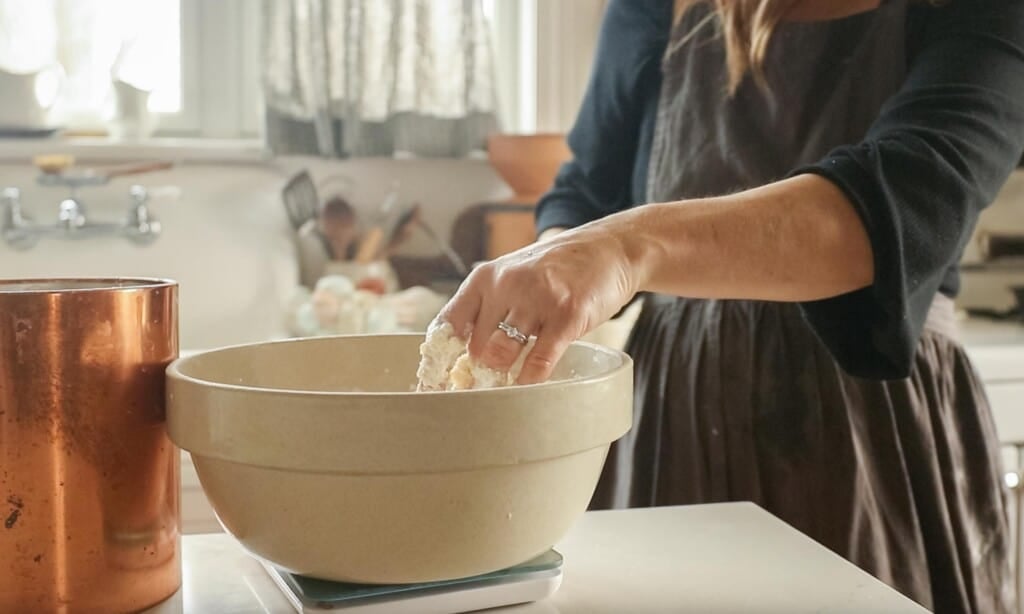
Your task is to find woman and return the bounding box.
[440,0,1024,611]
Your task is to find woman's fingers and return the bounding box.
[467,288,508,357]
[478,308,539,372]
[515,323,574,385]
[436,277,483,340]
[431,227,624,386]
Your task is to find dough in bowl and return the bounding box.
[416,321,534,391]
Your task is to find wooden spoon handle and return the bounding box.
[103,160,175,179]
[355,227,384,264]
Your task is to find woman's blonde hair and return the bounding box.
[673,0,800,93]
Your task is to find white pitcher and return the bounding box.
[110,78,159,139]
[0,63,64,128]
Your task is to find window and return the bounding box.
[481,0,606,134]
[0,0,601,144]
[0,0,261,140]
[482,0,537,133]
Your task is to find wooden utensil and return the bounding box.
[35,158,175,189]
[354,227,384,264]
[317,195,359,260]
[101,160,174,179]
[376,203,421,259]
[353,186,402,264]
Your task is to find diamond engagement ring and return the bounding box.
[498,321,529,344]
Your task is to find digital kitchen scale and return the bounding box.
[261,550,563,613]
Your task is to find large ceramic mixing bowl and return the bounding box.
[166,334,631,584]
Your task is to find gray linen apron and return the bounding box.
[590,3,1013,612]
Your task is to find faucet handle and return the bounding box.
[1,187,37,250]
[129,185,148,205]
[2,187,20,206]
[2,188,29,224]
[127,185,151,223]
[124,184,160,245]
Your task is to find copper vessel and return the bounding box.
[0,279,180,613]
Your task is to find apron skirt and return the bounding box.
[591,294,1012,612]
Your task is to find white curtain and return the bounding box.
[262,0,500,158]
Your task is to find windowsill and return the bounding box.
[0,136,271,164]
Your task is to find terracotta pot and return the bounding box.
[0,278,180,613]
[167,334,632,584]
[486,133,572,203]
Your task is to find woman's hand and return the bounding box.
[435,174,874,386]
[438,222,642,385]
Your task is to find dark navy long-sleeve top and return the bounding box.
[535,0,1024,379]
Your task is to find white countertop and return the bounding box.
[145,503,926,614]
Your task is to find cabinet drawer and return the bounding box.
[988,383,1024,444]
[180,451,223,534]
[969,346,1024,383]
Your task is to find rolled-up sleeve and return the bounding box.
[793,0,1024,379]
[534,0,670,235]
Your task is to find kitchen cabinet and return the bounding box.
[962,318,1024,612]
[180,452,221,534]
[948,319,1024,447]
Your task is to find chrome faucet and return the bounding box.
[1,185,162,250]
[1,188,37,250]
[122,185,161,245]
[57,197,86,230]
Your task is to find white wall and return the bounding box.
[0,157,511,351]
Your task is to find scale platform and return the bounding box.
[260,550,563,613]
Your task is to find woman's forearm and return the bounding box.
[617,174,874,302]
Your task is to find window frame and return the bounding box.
[156,0,262,139]
[487,0,606,135]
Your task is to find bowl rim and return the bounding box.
[167,333,634,472]
[166,332,631,398]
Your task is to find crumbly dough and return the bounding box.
[416,321,535,391]
[415,321,468,391]
[447,352,513,390]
